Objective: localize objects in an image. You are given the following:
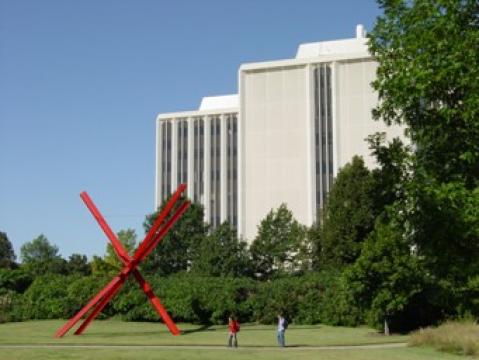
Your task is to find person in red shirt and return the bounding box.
[227,315,240,348]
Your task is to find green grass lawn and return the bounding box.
[0,320,467,360]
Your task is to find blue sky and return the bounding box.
[0,0,381,260]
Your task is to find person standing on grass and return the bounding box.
[277,313,288,347]
[227,315,240,348]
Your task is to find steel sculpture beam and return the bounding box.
[55,184,190,338]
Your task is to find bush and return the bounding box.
[21,275,70,319]
[2,271,366,327]
[344,218,443,333]
[0,268,33,294]
[315,270,363,327]
[249,272,359,326]
[410,321,479,357]
[112,274,256,324]
[65,275,112,318]
[0,290,24,323]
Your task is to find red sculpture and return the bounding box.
[55,184,190,337]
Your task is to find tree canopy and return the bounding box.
[191,222,251,277]
[0,232,16,269]
[320,156,375,267]
[141,200,207,276]
[362,0,479,329]
[20,234,59,264]
[250,204,307,279]
[66,254,91,276]
[20,235,66,274]
[103,228,137,273]
[370,0,479,186]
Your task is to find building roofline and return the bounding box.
[157,107,239,120]
[240,52,373,72]
[199,94,238,110]
[157,52,373,120]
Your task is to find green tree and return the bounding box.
[141,201,207,276]
[369,0,479,320]
[250,204,307,279]
[321,156,375,267]
[20,235,66,274]
[104,228,137,272]
[90,255,111,276]
[345,215,438,333]
[340,132,422,332]
[308,222,322,271]
[191,222,251,277]
[0,268,32,294]
[20,234,58,263]
[411,181,479,316]
[370,0,479,186]
[89,229,137,276]
[367,133,412,214]
[66,254,91,276]
[0,232,16,269]
[21,274,70,319]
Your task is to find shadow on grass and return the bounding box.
[78,324,325,338]
[78,325,215,338]
[80,331,169,338]
[181,325,213,335]
[237,325,321,331]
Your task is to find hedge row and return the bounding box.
[1,271,361,325]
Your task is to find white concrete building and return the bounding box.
[156,25,404,241]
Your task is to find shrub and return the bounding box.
[65,275,112,318]
[111,274,256,324]
[316,270,363,327]
[0,268,33,294]
[0,290,24,323]
[410,321,479,357]
[4,270,365,327]
[249,272,358,325]
[21,275,70,319]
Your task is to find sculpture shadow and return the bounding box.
[181,325,213,335]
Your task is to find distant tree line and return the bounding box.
[1,0,478,333]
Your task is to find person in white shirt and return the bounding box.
[277,313,287,347]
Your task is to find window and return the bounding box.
[177,119,188,185]
[226,114,238,229]
[210,116,221,227]
[314,64,333,212]
[161,121,172,201]
[193,117,204,203]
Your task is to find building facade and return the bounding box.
[156,25,404,241]
[156,95,239,230]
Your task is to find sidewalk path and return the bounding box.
[0,343,407,350]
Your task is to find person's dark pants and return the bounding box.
[228,332,238,347]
